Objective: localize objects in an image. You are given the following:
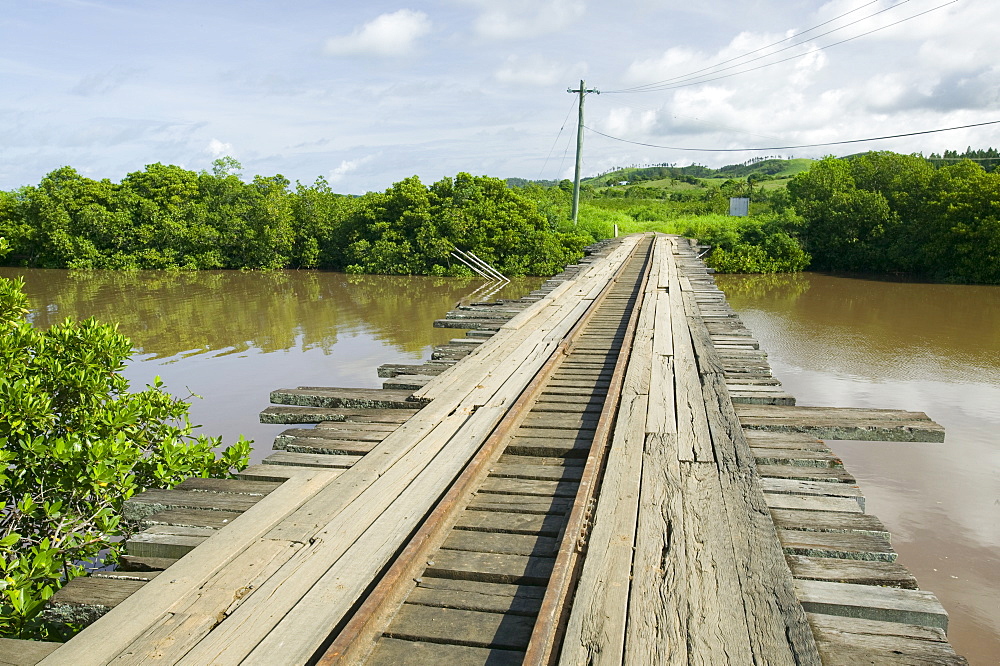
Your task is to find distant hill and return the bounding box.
[581,158,816,189]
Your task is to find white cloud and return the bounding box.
[207,139,233,158]
[324,10,431,57]
[470,0,585,40]
[329,155,375,182]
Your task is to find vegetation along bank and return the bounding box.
[1,149,998,282]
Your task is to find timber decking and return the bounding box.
[19,234,967,665]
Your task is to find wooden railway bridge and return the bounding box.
[4,234,965,665]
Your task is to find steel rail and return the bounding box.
[521,234,655,666]
[315,236,650,665]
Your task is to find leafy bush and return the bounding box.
[0,166,590,277]
[677,212,810,273]
[0,240,250,639]
[788,152,1000,282]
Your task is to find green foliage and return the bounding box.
[337,173,589,277]
[0,166,588,277]
[676,212,810,274]
[789,152,1000,282]
[0,255,250,639]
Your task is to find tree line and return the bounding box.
[0,160,589,277]
[564,151,1000,284]
[787,152,1000,283]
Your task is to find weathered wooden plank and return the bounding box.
[377,363,453,378]
[736,405,946,442]
[275,426,387,444]
[627,247,687,664]
[369,637,524,666]
[259,405,420,424]
[442,530,559,558]
[626,429,691,666]
[757,464,856,484]
[42,577,147,627]
[408,579,544,615]
[237,464,345,483]
[522,413,599,430]
[479,477,579,498]
[454,510,563,536]
[141,508,242,530]
[729,390,796,406]
[786,555,917,589]
[270,387,426,410]
[752,447,843,467]
[314,420,400,433]
[125,526,214,559]
[559,385,650,662]
[386,604,535,650]
[795,579,949,630]
[761,477,865,510]
[765,493,864,514]
[807,614,966,665]
[489,461,584,483]
[769,508,889,539]
[504,433,593,458]
[274,436,376,456]
[672,270,713,463]
[123,488,261,522]
[0,638,61,666]
[382,375,434,390]
[426,550,555,585]
[261,451,362,469]
[778,529,895,562]
[467,495,574,515]
[433,318,504,330]
[172,477,280,495]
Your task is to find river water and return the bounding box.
[5,267,997,661]
[715,272,1000,665]
[1,267,543,469]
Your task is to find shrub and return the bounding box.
[0,239,250,639]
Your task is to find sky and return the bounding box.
[2,0,998,194]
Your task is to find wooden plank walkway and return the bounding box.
[15,234,967,665]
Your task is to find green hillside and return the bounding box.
[580,158,816,192]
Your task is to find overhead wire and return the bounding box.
[609,0,894,93]
[536,96,581,181]
[582,119,1000,153]
[604,0,958,93]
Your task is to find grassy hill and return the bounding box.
[578,158,816,193]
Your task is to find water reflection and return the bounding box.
[716,272,1000,665]
[8,269,540,359]
[3,267,543,469]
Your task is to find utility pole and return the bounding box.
[567,80,599,226]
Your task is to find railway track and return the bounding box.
[318,235,655,665]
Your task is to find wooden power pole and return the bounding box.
[567,80,599,226]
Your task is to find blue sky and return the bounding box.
[2,0,996,193]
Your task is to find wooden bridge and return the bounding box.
[5,234,966,665]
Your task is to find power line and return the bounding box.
[604,0,958,94]
[582,119,1000,153]
[609,0,891,93]
[537,97,580,181]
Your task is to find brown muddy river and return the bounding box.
[716,272,1000,665]
[2,267,543,468]
[6,267,997,662]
